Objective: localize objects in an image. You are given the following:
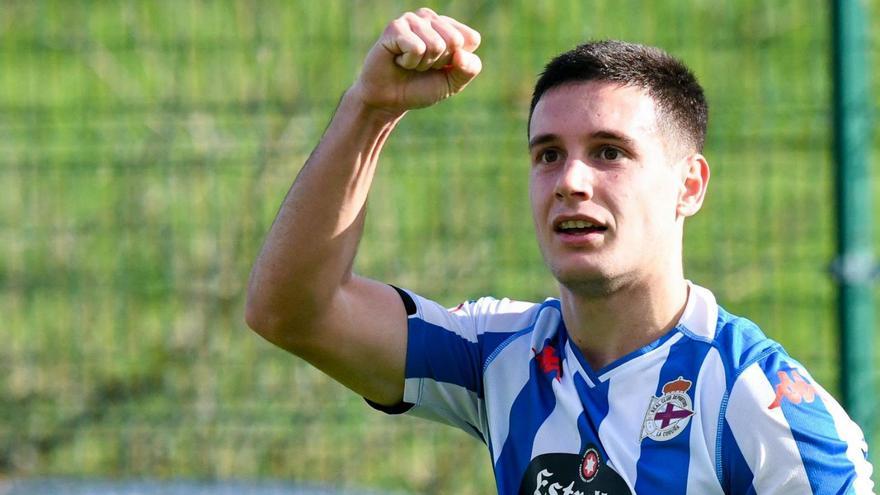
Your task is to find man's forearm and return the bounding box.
[245,6,481,361]
[245,90,404,335]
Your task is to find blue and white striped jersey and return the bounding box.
[374,283,874,494]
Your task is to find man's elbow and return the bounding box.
[245,286,291,341]
[244,294,264,330]
[244,290,319,352]
[244,295,280,341]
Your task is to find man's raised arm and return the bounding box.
[245,9,481,406]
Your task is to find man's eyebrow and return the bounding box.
[528,130,637,150]
[528,133,557,150]
[590,130,637,148]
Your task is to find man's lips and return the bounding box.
[552,216,608,235]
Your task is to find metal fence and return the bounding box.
[1,1,877,493]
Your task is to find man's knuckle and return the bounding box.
[425,38,445,55]
[411,39,427,56]
[402,12,421,24]
[448,31,464,49]
[387,18,406,34]
[470,30,482,46]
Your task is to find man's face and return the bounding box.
[528,81,693,294]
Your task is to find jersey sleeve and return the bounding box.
[368,286,537,443]
[722,350,874,494]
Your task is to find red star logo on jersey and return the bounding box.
[533,344,561,381]
[580,447,600,482]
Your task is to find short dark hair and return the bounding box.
[529,40,708,153]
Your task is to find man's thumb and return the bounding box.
[446,50,482,92]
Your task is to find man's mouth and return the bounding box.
[555,220,607,235]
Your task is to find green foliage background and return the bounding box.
[1,0,878,493]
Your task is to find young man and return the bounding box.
[245,8,874,494]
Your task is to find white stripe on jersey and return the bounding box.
[601,342,672,488]
[530,369,582,458]
[413,292,478,342]
[727,363,813,493]
[403,377,486,440]
[598,332,685,382]
[484,319,542,462]
[473,297,542,334]
[563,340,594,387]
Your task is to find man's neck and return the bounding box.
[560,274,689,371]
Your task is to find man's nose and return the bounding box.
[554,158,594,201]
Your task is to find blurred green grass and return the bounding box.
[1,0,878,493]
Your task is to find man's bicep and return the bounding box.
[292,275,409,407]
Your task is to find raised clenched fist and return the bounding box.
[350,7,482,115]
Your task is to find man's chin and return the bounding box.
[551,266,622,298]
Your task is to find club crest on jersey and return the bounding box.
[640,376,694,442]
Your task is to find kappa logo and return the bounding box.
[768,370,816,409]
[640,376,695,442]
[533,343,562,381]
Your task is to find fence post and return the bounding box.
[831,0,875,433]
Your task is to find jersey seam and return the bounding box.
[714,389,729,487]
[481,304,555,374]
[675,323,715,344]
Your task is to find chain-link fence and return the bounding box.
[1,1,878,493]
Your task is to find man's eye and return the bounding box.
[539,149,561,163]
[599,147,622,161]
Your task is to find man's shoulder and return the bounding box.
[681,283,784,374]
[709,301,786,376]
[449,295,561,337]
[399,287,560,338]
[453,294,557,315]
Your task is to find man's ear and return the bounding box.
[677,153,710,218]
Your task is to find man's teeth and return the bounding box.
[559,220,596,230]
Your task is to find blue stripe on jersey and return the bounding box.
[406,318,484,397]
[634,333,712,494]
[572,372,611,455]
[494,356,558,495]
[759,354,859,493]
[713,308,780,375]
[720,418,757,494]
